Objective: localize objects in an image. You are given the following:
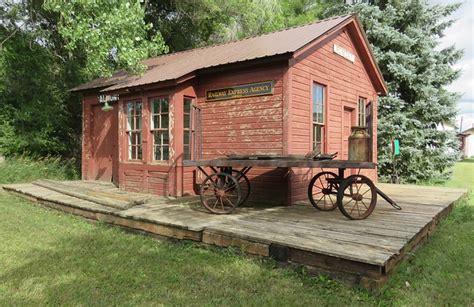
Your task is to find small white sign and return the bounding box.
[333,44,355,63]
[98,94,120,103]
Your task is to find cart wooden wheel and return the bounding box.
[232,170,251,205]
[199,172,242,214]
[337,174,377,220]
[308,171,338,211]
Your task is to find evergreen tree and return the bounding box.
[328,0,463,182]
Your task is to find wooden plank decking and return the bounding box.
[1,181,467,290]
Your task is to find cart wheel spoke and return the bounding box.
[224,185,236,192]
[337,175,377,220]
[308,172,339,211]
[200,173,241,214]
[356,201,361,216]
[223,196,235,207]
[220,198,225,211]
[318,176,324,188]
[349,200,357,215]
[343,198,353,207]
[329,194,335,207]
[316,194,325,204]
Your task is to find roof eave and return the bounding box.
[351,15,388,96]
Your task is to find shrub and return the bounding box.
[0,155,80,184]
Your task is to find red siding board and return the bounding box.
[179,65,287,201]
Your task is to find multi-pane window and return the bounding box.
[151,97,170,161]
[183,97,193,160]
[358,97,366,127]
[126,101,142,160]
[312,83,325,153]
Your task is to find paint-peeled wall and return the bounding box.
[182,64,289,204]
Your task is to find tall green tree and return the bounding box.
[144,0,285,52]
[43,0,168,78]
[0,1,81,157]
[144,0,337,52]
[327,0,463,182]
[0,0,169,157]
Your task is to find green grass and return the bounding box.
[0,159,473,305]
[0,156,79,184]
[377,159,474,305]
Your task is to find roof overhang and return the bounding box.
[99,53,292,95]
[461,128,474,135]
[70,14,387,96]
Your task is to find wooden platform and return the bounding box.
[1,180,467,290]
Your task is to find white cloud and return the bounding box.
[430,0,474,130]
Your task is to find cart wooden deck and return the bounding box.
[183,159,376,169]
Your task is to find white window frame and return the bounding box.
[312,83,325,153]
[183,97,194,160]
[126,101,143,160]
[151,97,170,161]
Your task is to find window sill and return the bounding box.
[149,161,171,166]
[123,160,145,164]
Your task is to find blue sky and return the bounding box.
[430,0,474,131]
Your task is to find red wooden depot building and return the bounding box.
[72,14,387,205]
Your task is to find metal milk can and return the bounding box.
[348,127,371,161]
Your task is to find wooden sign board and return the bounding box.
[333,44,355,63]
[98,94,119,103]
[206,81,273,102]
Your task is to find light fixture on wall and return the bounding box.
[101,101,114,112]
[98,94,119,112]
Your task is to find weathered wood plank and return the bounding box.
[33,180,147,210]
[204,222,395,265]
[183,159,376,169]
[202,230,269,256]
[2,181,467,291]
[289,247,383,278]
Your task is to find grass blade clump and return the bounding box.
[0,155,79,184]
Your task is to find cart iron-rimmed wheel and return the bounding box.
[232,170,250,206]
[337,174,377,220]
[199,172,242,214]
[308,171,338,211]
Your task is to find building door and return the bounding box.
[91,104,119,184]
[342,107,354,160]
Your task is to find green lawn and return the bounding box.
[0,159,473,306]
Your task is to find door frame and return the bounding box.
[341,104,356,160]
[91,103,119,184]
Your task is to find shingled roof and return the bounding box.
[71,14,386,94]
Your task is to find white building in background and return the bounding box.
[459,125,474,158]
